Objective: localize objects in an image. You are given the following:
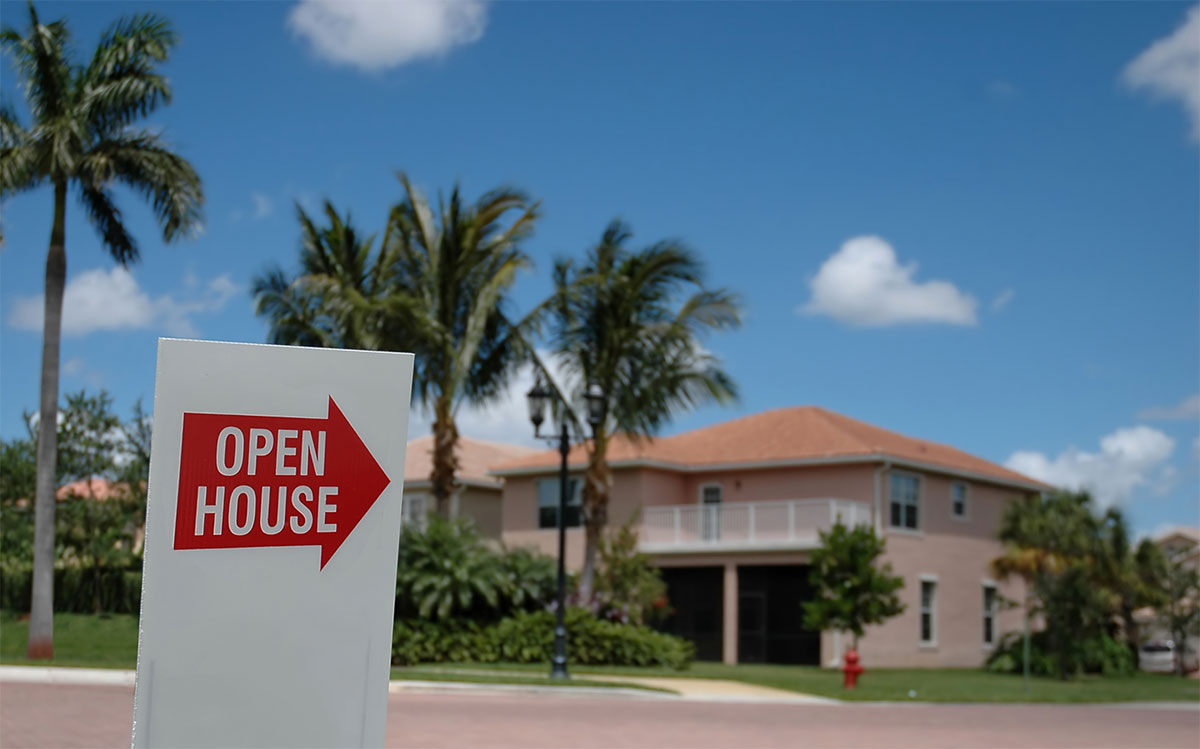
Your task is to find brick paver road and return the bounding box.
[2,681,1198,748]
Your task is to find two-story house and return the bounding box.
[490,406,1049,668]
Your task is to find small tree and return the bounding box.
[803,522,905,652]
[590,513,668,625]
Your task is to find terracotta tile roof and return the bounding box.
[490,406,1049,490]
[404,435,540,489]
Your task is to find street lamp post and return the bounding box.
[526,377,606,680]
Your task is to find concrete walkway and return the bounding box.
[581,674,838,703]
[391,666,837,703]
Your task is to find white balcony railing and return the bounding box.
[639,498,872,552]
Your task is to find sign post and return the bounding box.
[132,339,413,748]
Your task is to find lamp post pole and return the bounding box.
[551,419,570,679]
[527,377,606,682]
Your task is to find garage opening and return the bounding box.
[737,564,820,665]
[658,566,723,661]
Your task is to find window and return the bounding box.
[889,473,920,530]
[982,584,997,646]
[402,494,429,531]
[920,579,937,645]
[951,482,968,519]
[537,477,583,529]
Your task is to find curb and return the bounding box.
[0,665,135,687]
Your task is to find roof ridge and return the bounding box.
[806,406,880,453]
[815,406,962,456]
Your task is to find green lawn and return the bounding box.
[1,611,139,668]
[3,613,1197,704]
[424,661,1200,703]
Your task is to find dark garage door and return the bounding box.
[737,565,821,665]
[658,567,723,662]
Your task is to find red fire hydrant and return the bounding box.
[842,648,864,689]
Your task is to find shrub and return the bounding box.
[496,546,558,613]
[493,608,693,669]
[391,607,694,670]
[985,630,1133,677]
[0,565,141,615]
[390,618,498,666]
[396,516,506,621]
[396,517,559,622]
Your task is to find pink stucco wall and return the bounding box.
[679,464,877,507]
[861,470,1027,668]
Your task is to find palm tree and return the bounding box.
[253,201,391,349]
[1097,508,1168,668]
[549,220,741,598]
[255,175,540,517]
[1,5,203,659]
[382,174,539,516]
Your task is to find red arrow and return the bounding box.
[173,397,390,569]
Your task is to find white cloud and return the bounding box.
[252,192,273,219]
[288,0,488,71]
[1122,4,1200,140]
[991,288,1015,312]
[1137,393,1200,421]
[1006,425,1176,508]
[8,267,238,337]
[800,236,977,327]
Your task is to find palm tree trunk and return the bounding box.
[577,436,610,601]
[430,396,459,518]
[1123,607,1140,670]
[28,180,67,660]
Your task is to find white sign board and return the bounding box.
[132,339,413,748]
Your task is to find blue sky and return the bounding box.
[2,1,1197,535]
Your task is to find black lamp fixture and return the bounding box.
[526,380,549,434]
[584,382,606,430]
[525,375,606,680]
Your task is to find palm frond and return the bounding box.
[78,181,135,262]
[79,129,203,246]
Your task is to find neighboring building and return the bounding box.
[1137,527,1200,672]
[491,406,1048,668]
[401,435,539,538]
[1157,527,1200,571]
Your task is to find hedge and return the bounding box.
[0,566,142,615]
[393,607,694,669]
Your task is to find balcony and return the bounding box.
[639,498,873,553]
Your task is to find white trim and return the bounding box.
[872,462,890,537]
[887,470,922,532]
[490,453,1048,492]
[981,580,998,649]
[951,481,970,522]
[919,576,938,648]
